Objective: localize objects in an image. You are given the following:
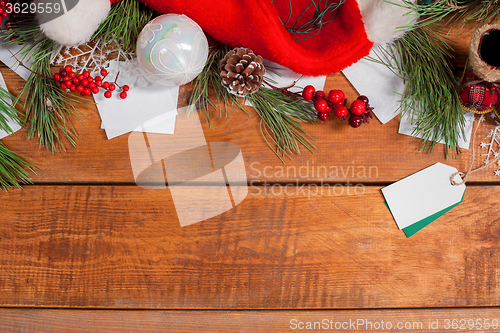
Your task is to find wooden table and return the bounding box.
[2,24,500,332]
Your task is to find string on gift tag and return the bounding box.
[451,114,500,185]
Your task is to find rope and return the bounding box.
[451,114,500,185]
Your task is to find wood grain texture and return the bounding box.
[2,308,500,332]
[0,185,499,309]
[0,21,493,184]
[1,72,498,184]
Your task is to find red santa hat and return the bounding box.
[38,0,415,76]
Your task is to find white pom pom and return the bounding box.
[357,0,417,45]
[36,0,110,46]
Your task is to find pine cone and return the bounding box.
[219,48,265,97]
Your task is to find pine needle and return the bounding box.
[0,87,23,133]
[189,42,317,162]
[247,88,317,162]
[0,143,37,191]
[91,0,155,50]
[374,27,464,156]
[373,0,500,156]
[3,19,87,152]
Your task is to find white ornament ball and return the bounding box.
[136,14,209,86]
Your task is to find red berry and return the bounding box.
[100,69,108,77]
[96,80,102,87]
[83,71,90,78]
[53,73,61,81]
[357,95,369,106]
[80,92,86,96]
[350,100,366,115]
[64,65,72,72]
[69,72,76,79]
[104,91,112,98]
[92,87,99,94]
[76,85,84,93]
[84,88,91,95]
[72,78,79,84]
[63,76,71,82]
[88,77,93,82]
[349,115,362,128]
[81,79,89,86]
[109,84,116,91]
[102,82,110,89]
[60,70,67,77]
[122,85,129,92]
[88,82,95,89]
[2,11,7,18]
[314,98,328,113]
[326,106,332,113]
[313,90,326,101]
[0,8,3,14]
[328,90,345,104]
[77,74,84,81]
[334,105,348,118]
[95,76,102,82]
[70,84,76,91]
[302,85,315,101]
[60,83,67,89]
[120,91,127,99]
[318,112,329,121]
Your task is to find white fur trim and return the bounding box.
[36,0,110,46]
[357,0,417,45]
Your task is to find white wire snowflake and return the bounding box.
[480,121,500,175]
[49,37,135,75]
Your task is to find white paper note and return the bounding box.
[263,59,326,93]
[95,60,179,139]
[399,111,475,149]
[0,43,32,81]
[0,70,21,139]
[342,45,405,124]
[381,163,466,229]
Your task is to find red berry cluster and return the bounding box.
[302,85,373,128]
[0,1,21,42]
[53,66,129,99]
[0,2,11,25]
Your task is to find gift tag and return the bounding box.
[381,163,466,233]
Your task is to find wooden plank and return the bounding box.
[0,185,499,309]
[1,72,497,184]
[0,21,492,185]
[2,308,500,332]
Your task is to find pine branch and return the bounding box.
[3,19,89,152]
[376,27,464,156]
[0,143,36,191]
[91,0,156,50]
[247,88,317,162]
[0,86,23,133]
[373,0,500,156]
[189,42,317,162]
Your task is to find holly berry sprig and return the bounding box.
[302,85,373,128]
[53,66,129,99]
